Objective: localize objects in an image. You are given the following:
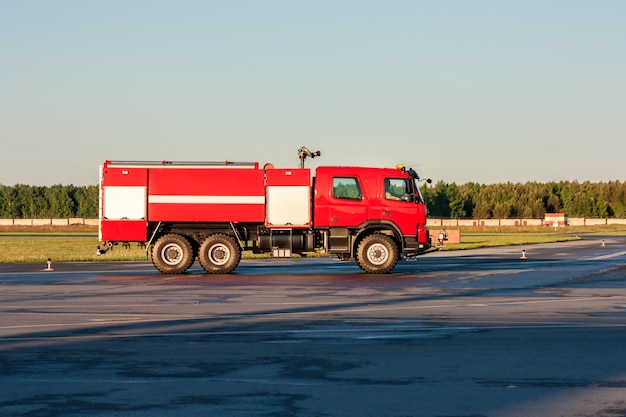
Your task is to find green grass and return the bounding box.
[1,225,625,263]
[439,233,580,251]
[0,235,302,263]
[435,225,626,251]
[0,236,148,263]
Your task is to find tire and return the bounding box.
[198,234,241,274]
[356,233,399,274]
[151,234,194,274]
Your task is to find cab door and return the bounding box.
[380,177,419,235]
[327,176,368,227]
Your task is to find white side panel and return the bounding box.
[103,186,147,220]
[267,186,311,227]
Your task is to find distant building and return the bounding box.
[545,213,568,227]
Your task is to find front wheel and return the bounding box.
[356,233,399,274]
[151,234,194,274]
[198,234,241,274]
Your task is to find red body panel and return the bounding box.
[148,203,264,223]
[101,220,147,242]
[147,168,265,222]
[101,166,148,187]
[265,168,310,186]
[148,168,264,196]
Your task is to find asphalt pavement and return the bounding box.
[1,236,626,417]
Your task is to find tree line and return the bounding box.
[421,180,626,219]
[1,180,626,219]
[0,184,99,219]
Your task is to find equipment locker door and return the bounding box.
[100,166,148,242]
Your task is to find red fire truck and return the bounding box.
[98,148,431,274]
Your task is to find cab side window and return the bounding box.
[333,177,362,200]
[385,178,412,201]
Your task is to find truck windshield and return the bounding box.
[414,179,425,204]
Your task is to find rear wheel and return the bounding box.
[198,234,241,274]
[356,233,399,274]
[151,234,194,274]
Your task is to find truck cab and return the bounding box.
[313,165,430,273]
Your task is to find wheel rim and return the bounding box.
[208,243,231,266]
[367,243,389,265]
[161,243,183,266]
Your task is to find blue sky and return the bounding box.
[1,1,625,186]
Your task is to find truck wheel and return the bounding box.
[198,234,241,274]
[356,234,399,274]
[151,234,194,274]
